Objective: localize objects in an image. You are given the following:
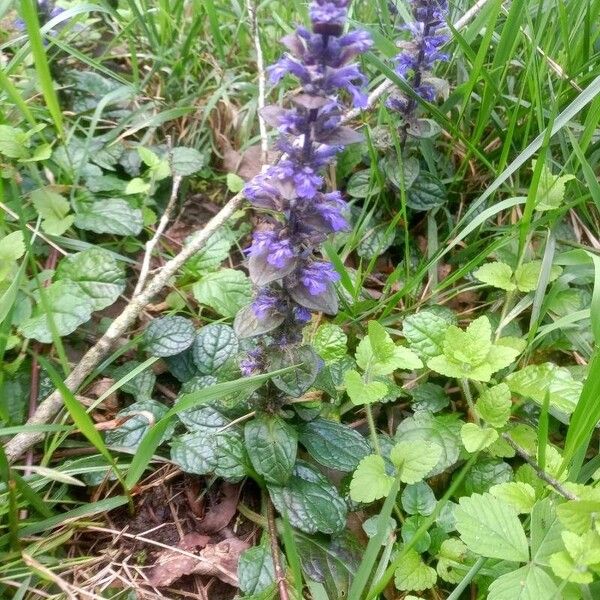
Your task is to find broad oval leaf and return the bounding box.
[144,316,195,357]
[244,413,298,485]
[192,324,239,374]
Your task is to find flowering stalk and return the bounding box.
[235,0,371,373]
[387,0,448,135]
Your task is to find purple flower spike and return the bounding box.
[389,0,449,123]
[235,0,370,351]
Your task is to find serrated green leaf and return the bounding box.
[473,261,516,291]
[171,146,206,176]
[402,482,436,516]
[475,383,512,427]
[488,564,558,600]
[299,418,369,472]
[0,125,28,158]
[349,454,394,503]
[270,345,320,397]
[549,550,593,584]
[144,316,195,357]
[106,399,172,450]
[514,261,562,293]
[313,323,347,362]
[534,160,575,211]
[407,172,446,211]
[238,540,277,595]
[390,440,442,484]
[170,430,218,474]
[436,538,470,584]
[403,309,455,359]
[192,324,239,374]
[55,248,126,310]
[505,363,581,416]
[344,370,388,405]
[0,231,26,282]
[268,462,346,534]
[395,412,462,476]
[19,280,94,343]
[213,431,248,481]
[530,498,564,565]
[193,268,252,317]
[186,228,233,273]
[410,383,449,413]
[428,316,519,382]
[454,492,529,562]
[460,423,498,452]
[75,198,143,235]
[489,482,536,513]
[245,414,297,485]
[31,188,74,236]
[394,547,437,591]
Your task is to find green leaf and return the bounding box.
[299,419,370,472]
[403,309,456,359]
[192,324,239,374]
[344,370,388,405]
[171,147,206,176]
[170,430,218,475]
[193,269,252,317]
[454,492,529,562]
[395,412,463,476]
[350,454,394,503]
[473,261,516,291]
[410,383,449,413]
[488,564,558,600]
[475,383,512,427]
[460,423,499,453]
[112,360,156,401]
[270,345,320,397]
[490,482,536,514]
[19,280,94,343]
[356,223,395,259]
[534,160,575,211]
[55,248,126,310]
[428,316,520,382]
[268,462,346,534]
[245,414,298,485]
[346,170,380,198]
[356,321,422,375]
[401,482,436,517]
[186,229,233,273]
[549,532,599,584]
[407,172,446,211]
[382,155,420,190]
[505,363,581,416]
[213,431,248,481]
[105,399,172,450]
[514,261,562,292]
[0,125,28,158]
[138,146,161,167]
[556,489,600,535]
[238,540,277,595]
[75,198,143,236]
[0,231,26,282]
[390,440,442,484]
[31,188,74,236]
[530,498,564,565]
[394,548,437,591]
[125,177,150,195]
[464,458,513,495]
[436,538,470,584]
[226,172,245,193]
[295,531,361,599]
[143,316,195,357]
[313,323,347,362]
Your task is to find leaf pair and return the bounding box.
[427,316,520,382]
[344,321,422,405]
[474,260,561,293]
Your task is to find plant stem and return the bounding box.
[365,404,381,455]
[460,378,479,424]
[267,496,290,600]
[445,556,486,600]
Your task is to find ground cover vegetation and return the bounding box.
[1,0,600,598]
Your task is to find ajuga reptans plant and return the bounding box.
[234,0,372,380]
[387,0,449,142]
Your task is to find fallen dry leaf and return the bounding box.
[147,533,249,588]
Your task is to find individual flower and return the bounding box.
[299,261,340,296]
